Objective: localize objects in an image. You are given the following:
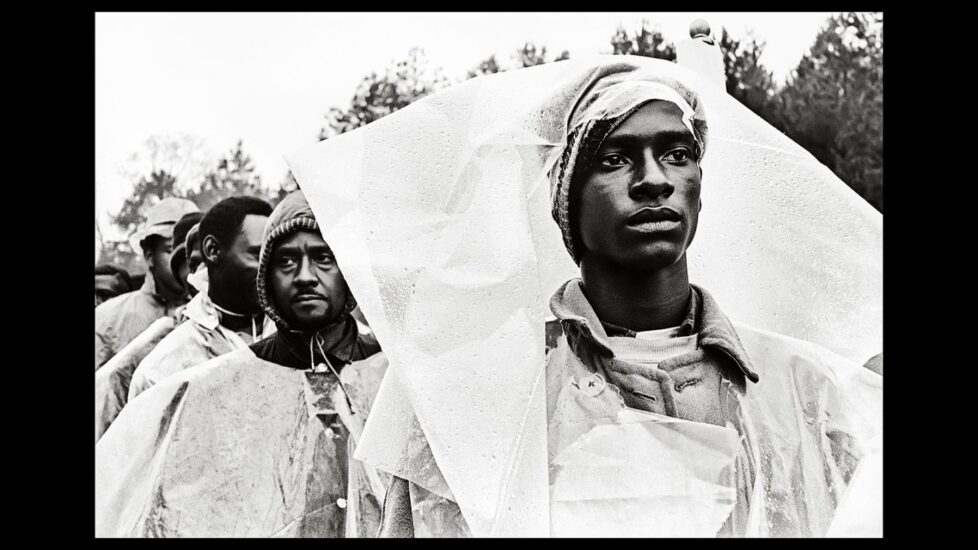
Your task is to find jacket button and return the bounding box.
[579,373,606,397]
[336,498,347,509]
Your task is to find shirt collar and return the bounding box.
[549,279,758,384]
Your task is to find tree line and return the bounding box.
[99,12,882,274]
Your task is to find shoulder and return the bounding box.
[94,290,137,327]
[730,321,880,395]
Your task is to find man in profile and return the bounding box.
[95,198,200,369]
[128,196,275,399]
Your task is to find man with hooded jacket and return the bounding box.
[95,190,387,537]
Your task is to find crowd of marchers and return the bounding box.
[94,67,881,538]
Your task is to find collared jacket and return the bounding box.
[95,275,182,370]
[127,290,276,401]
[384,279,881,537]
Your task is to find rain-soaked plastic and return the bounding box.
[94,349,389,537]
[94,316,177,442]
[284,55,882,536]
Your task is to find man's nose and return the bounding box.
[629,155,673,201]
[295,257,318,284]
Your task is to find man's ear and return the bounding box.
[141,241,156,267]
[201,235,222,265]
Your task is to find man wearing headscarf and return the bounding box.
[127,196,276,400]
[95,190,387,537]
[370,66,881,537]
[95,198,200,369]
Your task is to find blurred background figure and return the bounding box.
[168,211,206,300]
[95,198,200,370]
[95,264,134,307]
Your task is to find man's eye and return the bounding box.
[664,149,692,163]
[278,257,297,268]
[600,153,628,167]
[316,254,335,266]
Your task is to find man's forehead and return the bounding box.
[275,229,329,250]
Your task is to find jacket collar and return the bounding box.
[549,279,759,384]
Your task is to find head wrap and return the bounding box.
[549,75,708,263]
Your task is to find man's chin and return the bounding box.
[620,247,685,272]
[289,311,337,331]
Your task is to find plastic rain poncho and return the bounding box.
[95,275,183,370]
[95,349,389,537]
[95,316,177,442]
[283,55,882,537]
[127,290,276,400]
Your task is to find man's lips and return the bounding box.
[292,293,327,303]
[625,207,682,233]
[626,207,682,225]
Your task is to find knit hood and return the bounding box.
[255,190,321,330]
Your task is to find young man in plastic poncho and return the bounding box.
[376,72,882,537]
[95,190,388,537]
[95,198,200,369]
[127,196,278,400]
[95,211,205,442]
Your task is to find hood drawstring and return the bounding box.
[308,332,356,413]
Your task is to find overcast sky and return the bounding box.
[95,11,839,240]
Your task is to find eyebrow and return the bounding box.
[274,243,333,255]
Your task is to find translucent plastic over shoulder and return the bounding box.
[285,55,882,536]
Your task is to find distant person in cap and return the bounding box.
[168,211,205,299]
[95,198,200,370]
[94,264,134,307]
[127,196,277,400]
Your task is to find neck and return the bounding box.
[284,315,356,365]
[152,273,187,306]
[207,283,260,332]
[579,254,691,332]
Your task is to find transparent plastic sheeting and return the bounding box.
[94,349,389,537]
[94,316,177,442]
[285,56,882,536]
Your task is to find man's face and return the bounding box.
[269,229,351,331]
[175,259,191,294]
[576,101,702,271]
[218,214,267,311]
[145,236,183,295]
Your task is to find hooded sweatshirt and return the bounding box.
[249,190,380,369]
